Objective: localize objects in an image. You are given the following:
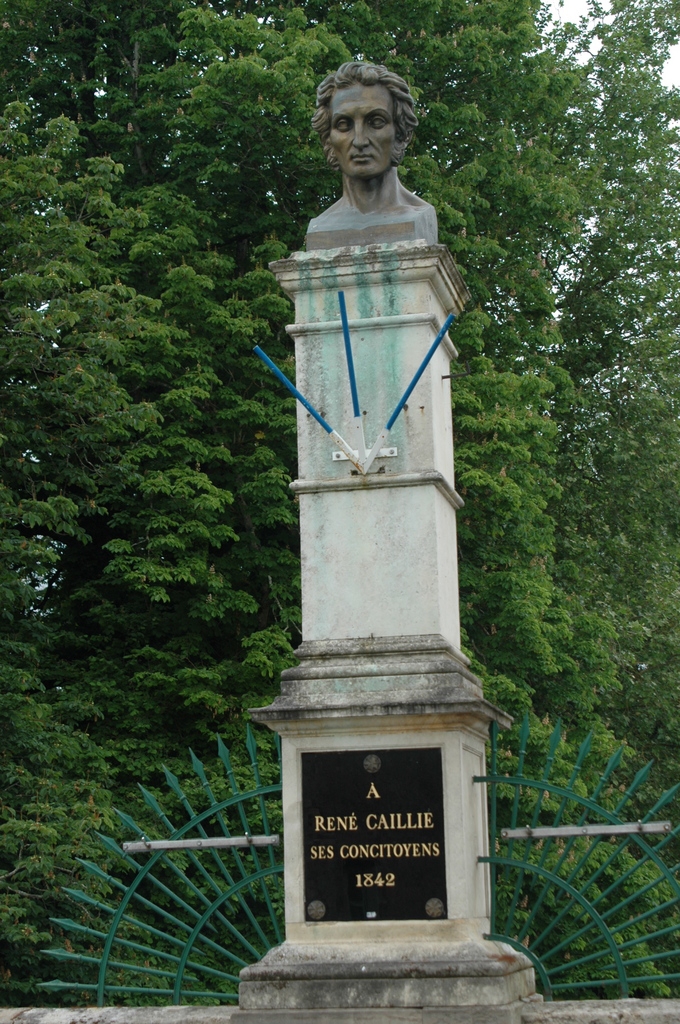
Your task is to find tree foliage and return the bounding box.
[0,0,679,1003]
[547,0,680,784]
[0,103,150,997]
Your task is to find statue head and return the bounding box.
[311,61,418,171]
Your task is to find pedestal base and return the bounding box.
[232,1012,528,1024]
[248,642,529,1021]
[233,937,534,1024]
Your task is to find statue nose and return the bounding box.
[352,123,369,148]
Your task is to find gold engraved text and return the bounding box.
[355,872,395,887]
[339,842,440,859]
[365,811,434,830]
[314,814,358,832]
[309,845,335,860]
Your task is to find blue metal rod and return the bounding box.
[385,314,455,431]
[253,346,333,434]
[338,291,361,418]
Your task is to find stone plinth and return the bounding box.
[306,202,438,250]
[245,241,533,1020]
[241,712,530,1022]
[237,936,533,1023]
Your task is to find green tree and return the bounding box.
[0,103,157,1001]
[547,0,680,780]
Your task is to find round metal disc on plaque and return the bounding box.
[307,900,326,920]
[363,754,381,773]
[425,898,445,919]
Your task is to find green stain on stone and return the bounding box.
[380,247,402,317]
[298,258,314,324]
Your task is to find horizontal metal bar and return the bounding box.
[122,835,280,853]
[41,982,238,1000]
[500,821,671,840]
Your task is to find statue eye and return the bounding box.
[368,116,388,128]
[333,117,352,131]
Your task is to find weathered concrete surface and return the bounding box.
[0,1010,237,1024]
[3,1001,680,1024]
[249,243,517,1022]
[233,1006,526,1023]
[522,1000,680,1023]
[237,937,534,1012]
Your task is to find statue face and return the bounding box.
[328,83,396,179]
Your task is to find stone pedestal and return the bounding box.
[235,242,534,1022]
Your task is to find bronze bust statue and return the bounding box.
[306,61,438,249]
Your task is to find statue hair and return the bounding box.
[311,62,418,169]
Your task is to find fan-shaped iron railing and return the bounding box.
[42,718,680,1004]
[476,716,680,1000]
[41,726,283,1006]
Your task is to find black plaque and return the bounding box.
[302,748,446,921]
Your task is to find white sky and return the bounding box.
[546,0,680,88]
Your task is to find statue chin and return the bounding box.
[306,193,438,250]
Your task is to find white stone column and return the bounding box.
[282,242,466,651]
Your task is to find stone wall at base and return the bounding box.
[0,1010,237,1024]
[2,1002,680,1024]
[522,1001,680,1023]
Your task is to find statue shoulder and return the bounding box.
[397,182,434,211]
[307,197,349,232]
[305,180,438,249]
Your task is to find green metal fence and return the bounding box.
[41,727,283,1006]
[476,716,680,999]
[42,719,680,1004]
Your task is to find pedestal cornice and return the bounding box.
[270,241,471,318]
[286,312,459,361]
[250,632,511,732]
[290,469,464,510]
[249,699,512,735]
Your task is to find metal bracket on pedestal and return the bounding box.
[331,447,397,462]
